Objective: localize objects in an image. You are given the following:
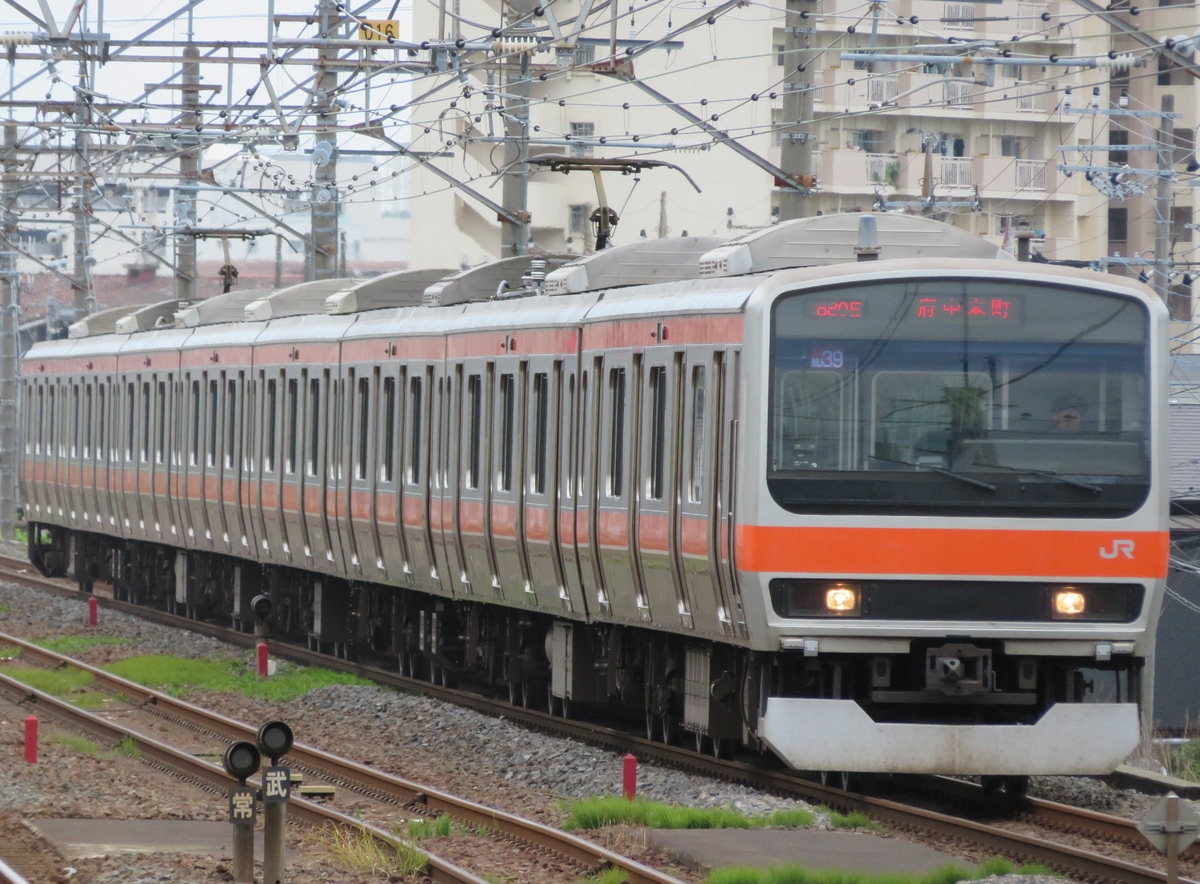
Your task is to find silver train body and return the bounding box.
[20,215,1170,776]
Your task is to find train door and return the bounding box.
[554,360,586,615]
[458,362,494,594]
[326,370,351,574]
[374,369,406,582]
[84,380,101,528]
[400,365,441,592]
[238,374,261,560]
[298,369,330,568]
[66,380,82,527]
[279,368,306,565]
[676,351,728,636]
[180,376,202,547]
[222,372,250,556]
[595,352,645,622]
[347,366,386,579]
[152,375,173,540]
[44,380,62,521]
[636,350,691,628]
[260,370,288,562]
[383,365,413,583]
[429,365,456,593]
[202,376,227,550]
[712,349,746,638]
[575,358,605,612]
[93,380,111,530]
[439,362,471,595]
[524,357,565,611]
[490,360,532,603]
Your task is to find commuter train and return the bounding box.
[20,214,1170,782]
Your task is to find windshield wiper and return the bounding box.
[984,462,1103,494]
[868,456,997,492]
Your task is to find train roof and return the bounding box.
[422,254,573,306]
[243,279,359,320]
[544,237,727,295]
[174,288,272,327]
[325,267,459,314]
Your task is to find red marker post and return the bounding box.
[24,715,37,763]
[257,642,269,678]
[622,753,637,800]
[88,596,98,627]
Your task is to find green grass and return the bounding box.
[0,603,9,615]
[54,733,99,755]
[405,815,456,840]
[36,636,133,656]
[3,665,94,695]
[103,654,373,700]
[116,735,141,758]
[562,796,817,831]
[1165,741,1200,782]
[310,823,427,878]
[0,645,18,659]
[824,809,879,832]
[704,857,1055,884]
[587,868,638,884]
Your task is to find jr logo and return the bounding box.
[1099,539,1135,560]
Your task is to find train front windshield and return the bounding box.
[768,278,1150,516]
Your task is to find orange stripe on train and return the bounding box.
[735,526,1169,579]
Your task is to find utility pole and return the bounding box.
[311,0,340,279]
[177,43,200,301]
[0,119,17,540]
[72,57,94,315]
[1153,96,1174,303]
[777,0,816,221]
[500,33,532,258]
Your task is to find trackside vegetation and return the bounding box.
[702,857,1056,884]
[102,654,373,700]
[563,796,825,831]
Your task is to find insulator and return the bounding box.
[492,37,538,54]
[0,32,33,46]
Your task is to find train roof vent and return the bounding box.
[697,212,1013,278]
[111,300,187,334]
[175,289,272,327]
[423,254,573,306]
[544,236,728,295]
[244,279,359,321]
[326,267,458,314]
[68,304,146,338]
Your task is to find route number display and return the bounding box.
[359,19,399,41]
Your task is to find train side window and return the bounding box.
[408,375,422,483]
[466,374,482,489]
[190,380,201,466]
[307,377,320,477]
[83,385,93,459]
[208,380,219,468]
[286,377,299,474]
[607,367,626,497]
[32,384,41,454]
[125,382,135,462]
[265,377,277,473]
[382,375,396,483]
[140,382,150,463]
[226,378,238,470]
[563,373,576,498]
[532,372,549,495]
[356,374,370,480]
[498,373,515,491]
[71,384,80,459]
[97,385,106,461]
[155,381,166,465]
[46,386,55,457]
[689,366,706,504]
[648,366,667,500]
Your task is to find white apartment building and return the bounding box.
[401,0,1197,323]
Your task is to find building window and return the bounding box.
[851,129,887,153]
[570,121,595,158]
[999,136,1027,158]
[1109,129,1129,165]
[569,203,589,234]
[1109,206,1129,245]
[1173,207,1194,243]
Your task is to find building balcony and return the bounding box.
[815,150,1064,200]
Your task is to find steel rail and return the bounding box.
[0,629,684,884]
[0,555,1194,883]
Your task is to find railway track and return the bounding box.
[1,552,1197,884]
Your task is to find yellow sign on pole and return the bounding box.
[359,20,399,42]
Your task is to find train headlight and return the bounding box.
[1052,588,1087,617]
[825,584,861,614]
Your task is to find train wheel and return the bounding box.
[1003,776,1029,798]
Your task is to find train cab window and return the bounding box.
[226,379,238,470]
[286,378,299,475]
[769,280,1151,516]
[408,375,423,483]
[466,374,482,489]
[607,367,626,497]
[648,366,667,500]
[532,372,549,495]
[498,373,515,492]
[382,376,396,483]
[355,375,370,480]
[264,377,277,473]
[689,366,706,504]
[208,380,219,468]
[190,380,201,466]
